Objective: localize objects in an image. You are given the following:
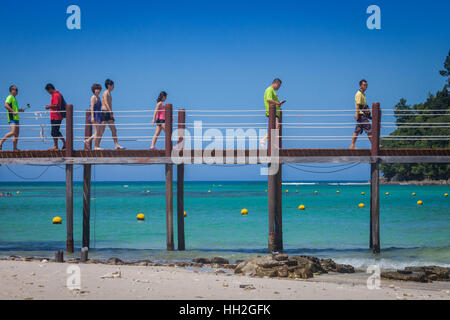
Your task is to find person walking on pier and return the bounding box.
[45,84,67,151]
[0,85,24,151]
[260,78,285,148]
[85,83,105,150]
[150,91,167,149]
[98,79,125,150]
[350,79,372,149]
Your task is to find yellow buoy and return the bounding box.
[336,191,340,194]
[361,192,365,195]
[241,208,248,216]
[208,190,211,193]
[184,211,187,217]
[314,191,318,195]
[445,193,448,197]
[137,213,145,221]
[146,190,150,193]
[385,192,390,195]
[417,200,423,206]
[298,205,306,211]
[286,190,289,193]
[52,217,62,224]
[358,203,365,208]
[412,193,416,196]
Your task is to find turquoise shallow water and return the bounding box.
[0,181,449,270]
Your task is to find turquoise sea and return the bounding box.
[0,181,449,270]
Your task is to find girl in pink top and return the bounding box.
[150,91,167,149]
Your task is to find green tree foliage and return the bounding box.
[380,51,450,181]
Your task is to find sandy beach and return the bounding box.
[0,260,449,300]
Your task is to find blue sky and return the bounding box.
[0,0,449,181]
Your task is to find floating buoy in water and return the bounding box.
[52,217,62,224]
[286,190,289,193]
[314,191,318,195]
[445,193,448,197]
[208,190,211,193]
[137,213,145,221]
[298,205,306,211]
[336,191,340,194]
[417,200,423,206]
[358,203,365,208]
[412,193,416,196]
[241,208,248,216]
[184,211,187,217]
[385,192,390,196]
[16,191,20,195]
[146,190,150,193]
[361,192,365,195]
[296,190,299,193]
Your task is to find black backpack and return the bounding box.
[60,94,67,119]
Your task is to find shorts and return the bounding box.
[101,111,114,122]
[354,115,372,135]
[156,119,165,126]
[8,120,19,125]
[51,119,63,138]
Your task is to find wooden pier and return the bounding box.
[1,103,449,254]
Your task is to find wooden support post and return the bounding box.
[177,109,186,251]
[65,105,73,157]
[55,250,64,263]
[275,110,283,251]
[80,247,89,263]
[370,102,381,253]
[82,165,91,248]
[268,104,281,252]
[165,104,174,251]
[83,110,92,249]
[65,104,74,253]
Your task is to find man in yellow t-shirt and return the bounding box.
[0,85,24,151]
[261,78,285,148]
[350,79,372,149]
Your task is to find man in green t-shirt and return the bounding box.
[0,85,24,151]
[261,78,285,148]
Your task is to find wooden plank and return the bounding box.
[82,164,91,248]
[1,155,449,165]
[66,164,74,253]
[1,148,449,160]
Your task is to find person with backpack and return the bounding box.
[45,83,66,150]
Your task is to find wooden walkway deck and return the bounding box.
[1,148,449,164]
